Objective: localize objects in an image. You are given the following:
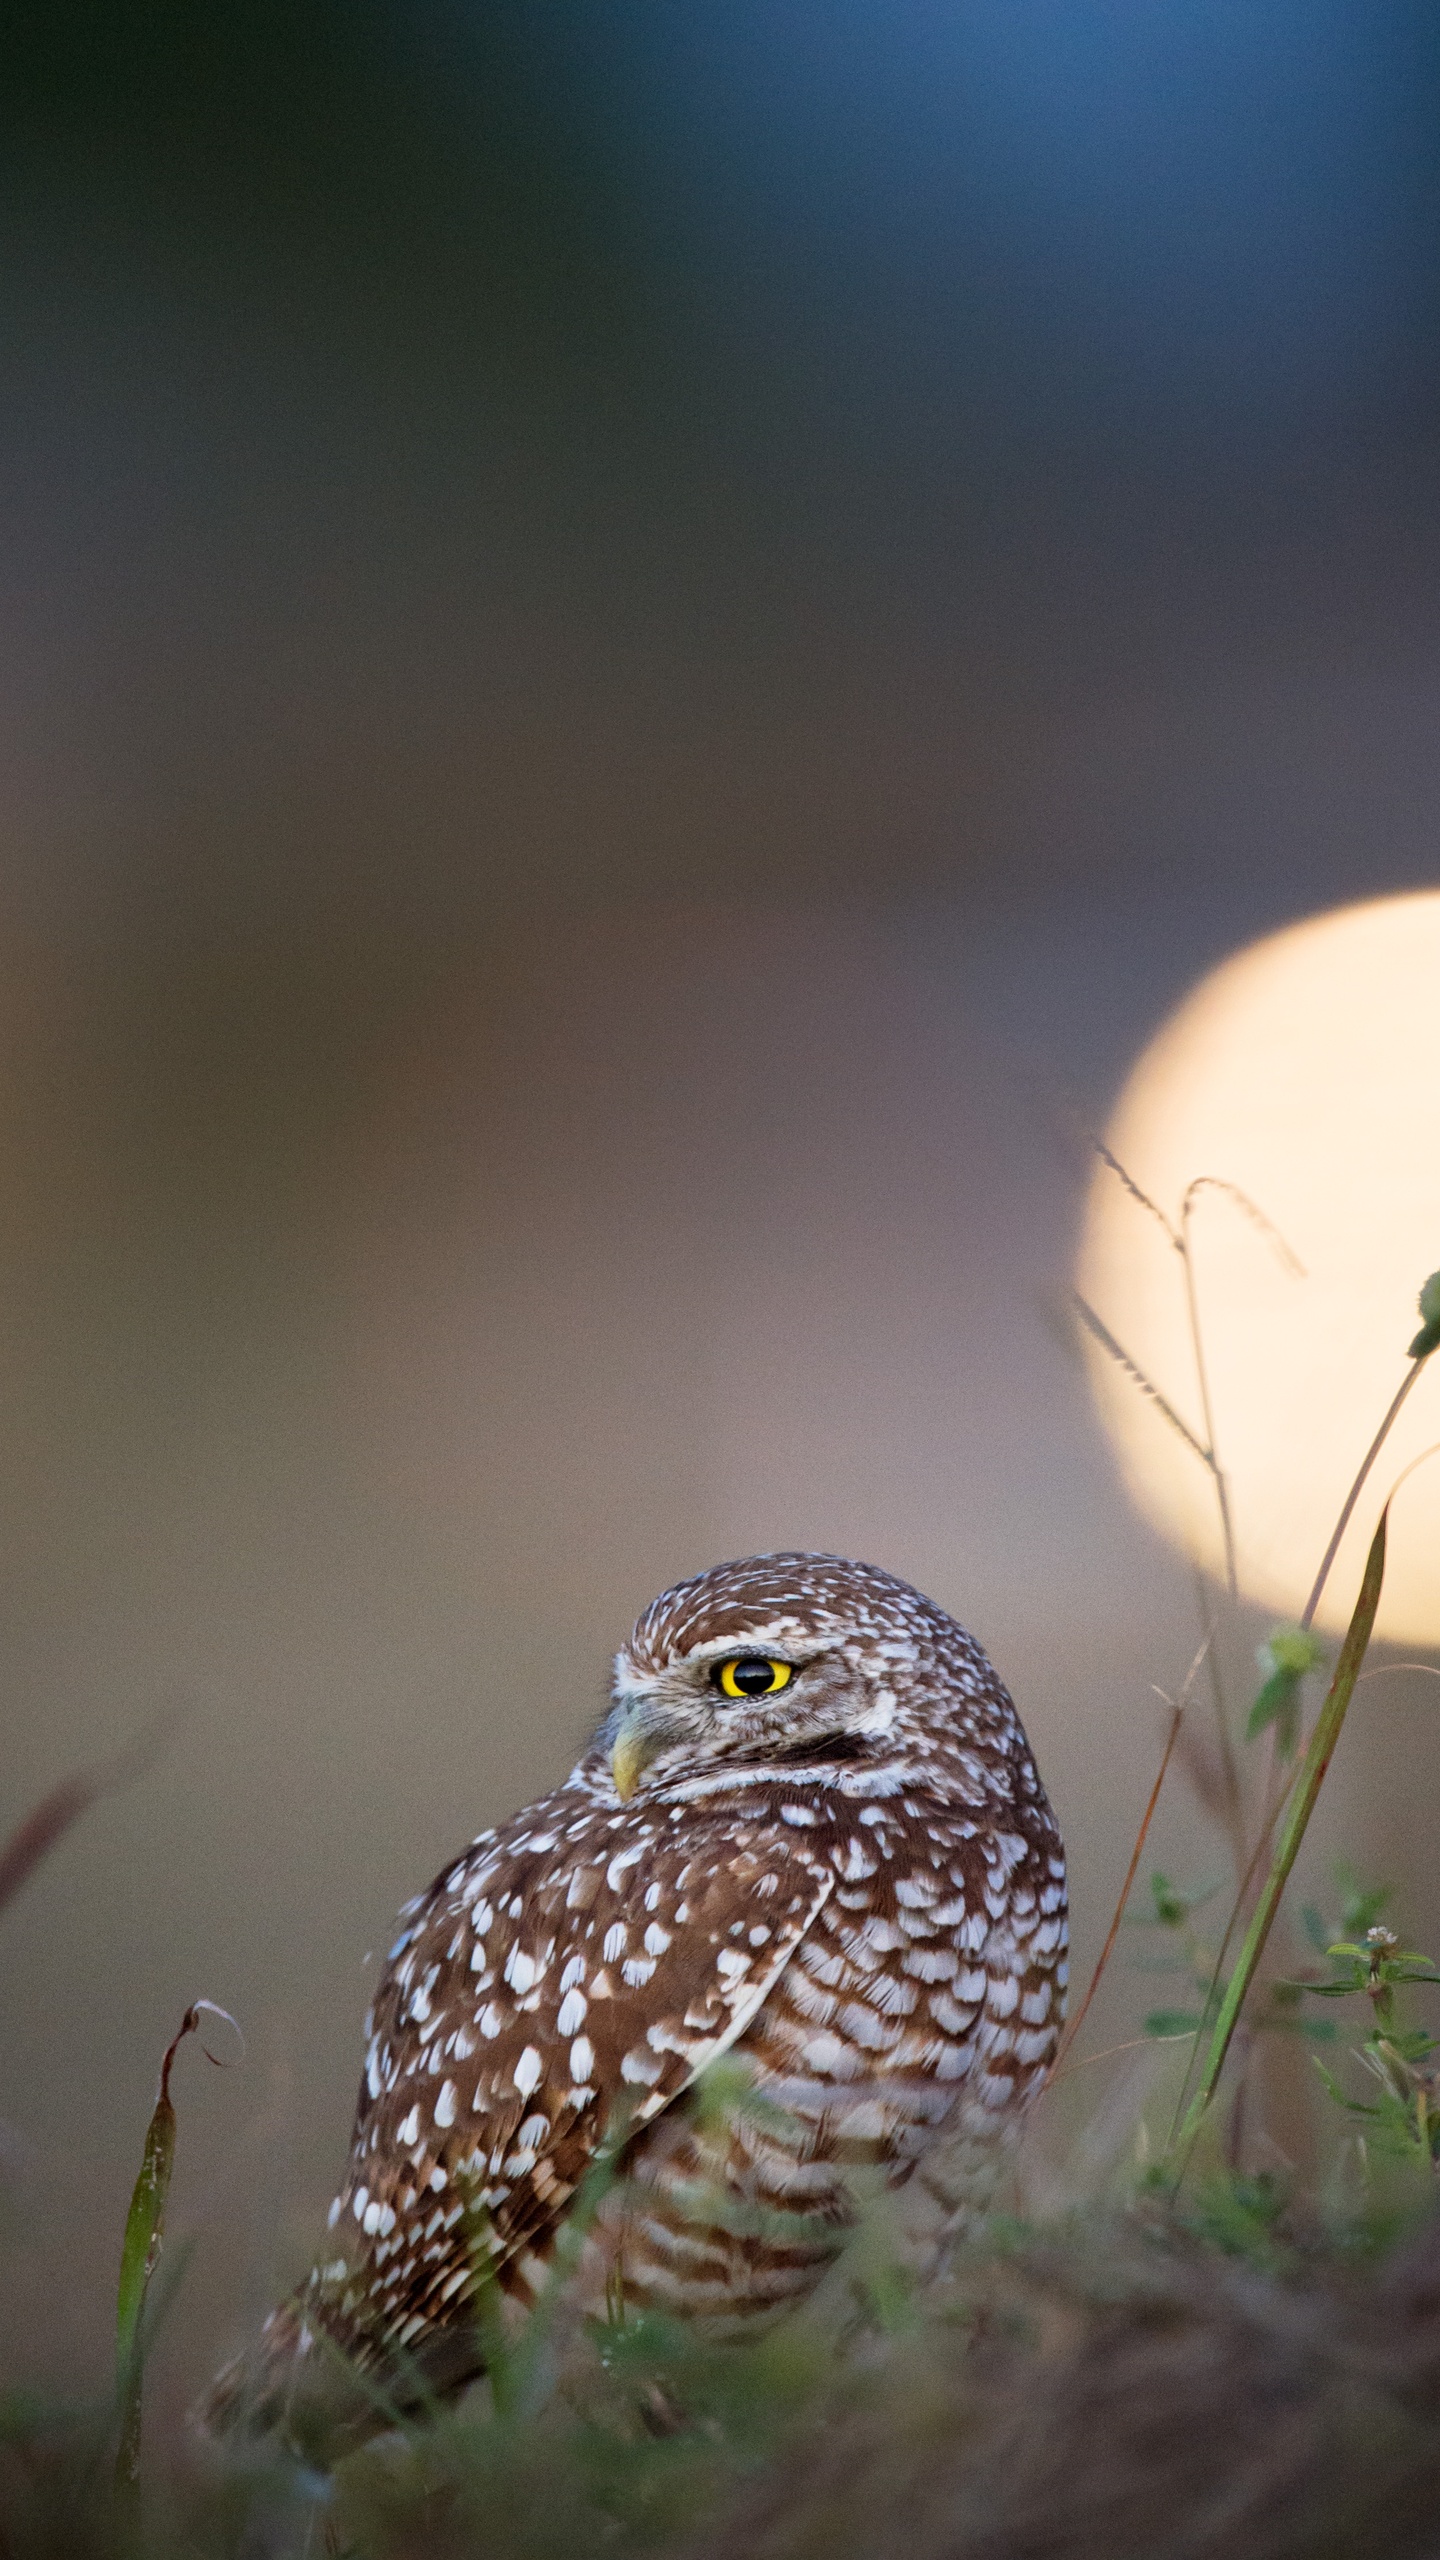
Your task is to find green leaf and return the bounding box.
[114,2002,239,2503]
[1144,2009,1203,2039]
[1408,1267,1440,1359]
[1149,1871,1187,1928]
[1257,1626,1328,1682]
[1246,1627,1327,1752]
[1147,1870,1223,1927]
[1300,1903,1331,1955]
[1336,1866,1392,1936]
[1386,2027,1440,2063]
[115,2082,177,2494]
[1245,1666,1303,1751]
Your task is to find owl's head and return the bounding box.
[597,1551,1002,1802]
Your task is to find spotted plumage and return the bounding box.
[208,1553,1065,2436]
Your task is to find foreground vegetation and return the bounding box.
[2,1233,1438,2559]
[9,2145,1440,2560]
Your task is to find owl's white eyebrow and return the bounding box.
[680,1631,830,1667]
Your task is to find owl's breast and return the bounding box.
[737,1787,1067,2166]
[603,1786,1066,2324]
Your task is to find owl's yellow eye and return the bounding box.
[715,1655,794,1700]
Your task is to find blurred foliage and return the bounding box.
[12,2191,1440,2559]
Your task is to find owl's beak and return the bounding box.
[610,1699,687,1801]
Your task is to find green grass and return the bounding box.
[3,1250,1440,2559]
[9,2161,1440,2560]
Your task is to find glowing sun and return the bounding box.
[1076,890,1440,1644]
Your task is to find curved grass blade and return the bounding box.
[1300,1267,1439,1632]
[115,2001,240,2505]
[1166,1507,1388,2181]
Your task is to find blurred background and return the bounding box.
[3,0,1440,2404]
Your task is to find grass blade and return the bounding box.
[115,2001,240,2505]
[1166,1507,1388,2179]
[0,1710,177,1918]
[1299,1271,1438,1630]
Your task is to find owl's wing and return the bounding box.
[331,1804,835,2352]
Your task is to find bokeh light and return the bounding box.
[1077,891,1440,1641]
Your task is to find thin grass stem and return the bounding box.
[1166,1756,1301,2143]
[1192,1566,1246,1876]
[1300,1358,1429,1631]
[1165,1508,1389,2180]
[1050,1704,1183,2079]
[1048,2030,1194,2085]
[1179,1188,1239,1603]
[1071,1294,1211,1464]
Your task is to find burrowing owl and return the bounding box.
[213,1553,1065,2435]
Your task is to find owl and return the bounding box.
[209,1553,1065,2439]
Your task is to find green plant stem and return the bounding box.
[1300,1357,1427,1631]
[1167,1756,1302,2139]
[1172,1339,1435,2141]
[1166,1508,1388,2181]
